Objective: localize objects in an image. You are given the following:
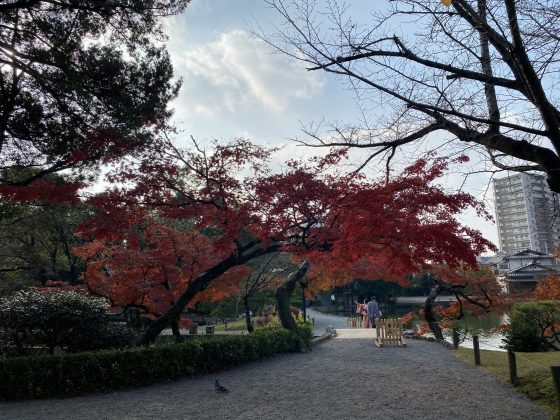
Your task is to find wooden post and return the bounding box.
[551,365,560,414]
[473,335,481,365]
[507,346,518,385]
[301,282,307,322]
[452,328,460,350]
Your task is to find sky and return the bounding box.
[160,0,500,248]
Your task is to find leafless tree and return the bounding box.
[241,253,292,333]
[257,0,560,192]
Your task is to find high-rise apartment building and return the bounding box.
[493,173,560,255]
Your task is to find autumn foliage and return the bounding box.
[534,275,560,301]
[0,176,83,204]
[255,153,494,292]
[68,135,495,341]
[74,209,248,325]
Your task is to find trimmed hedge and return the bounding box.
[0,325,311,400]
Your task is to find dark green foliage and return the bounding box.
[251,289,279,314]
[503,301,560,352]
[68,322,137,353]
[0,1,189,184]
[350,277,429,303]
[0,197,90,292]
[198,290,277,319]
[0,324,312,400]
[297,323,314,344]
[194,300,217,315]
[0,289,136,356]
[210,296,241,319]
[258,317,313,349]
[289,288,305,307]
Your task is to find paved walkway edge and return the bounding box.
[311,331,335,345]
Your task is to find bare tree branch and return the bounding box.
[257,0,560,192]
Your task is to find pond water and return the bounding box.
[442,313,507,352]
[316,305,508,351]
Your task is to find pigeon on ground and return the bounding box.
[215,379,228,393]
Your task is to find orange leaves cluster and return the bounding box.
[255,154,495,287]
[436,302,462,320]
[190,265,250,308]
[75,210,243,318]
[400,311,417,326]
[534,275,560,301]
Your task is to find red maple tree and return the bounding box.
[75,135,495,345]
[75,213,248,332]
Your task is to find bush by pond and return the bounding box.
[0,324,312,400]
[502,301,560,352]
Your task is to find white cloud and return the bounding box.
[168,29,324,116]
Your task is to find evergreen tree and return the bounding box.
[0,1,189,186]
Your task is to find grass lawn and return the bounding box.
[454,348,560,419]
[213,318,256,331]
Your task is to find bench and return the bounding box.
[375,318,406,347]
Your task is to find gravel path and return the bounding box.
[307,307,349,335]
[0,331,547,420]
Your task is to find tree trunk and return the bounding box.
[301,282,307,321]
[170,317,181,341]
[135,241,280,346]
[424,283,444,340]
[275,261,310,353]
[243,296,254,333]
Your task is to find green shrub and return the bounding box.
[67,322,137,353]
[0,325,312,400]
[0,289,135,356]
[502,301,560,352]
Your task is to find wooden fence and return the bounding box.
[346,316,367,328]
[375,318,406,347]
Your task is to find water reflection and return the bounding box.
[451,313,507,351]
[421,313,507,352]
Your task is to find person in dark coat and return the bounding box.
[367,296,381,328]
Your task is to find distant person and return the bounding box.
[331,293,336,305]
[367,296,381,328]
[355,298,369,328]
